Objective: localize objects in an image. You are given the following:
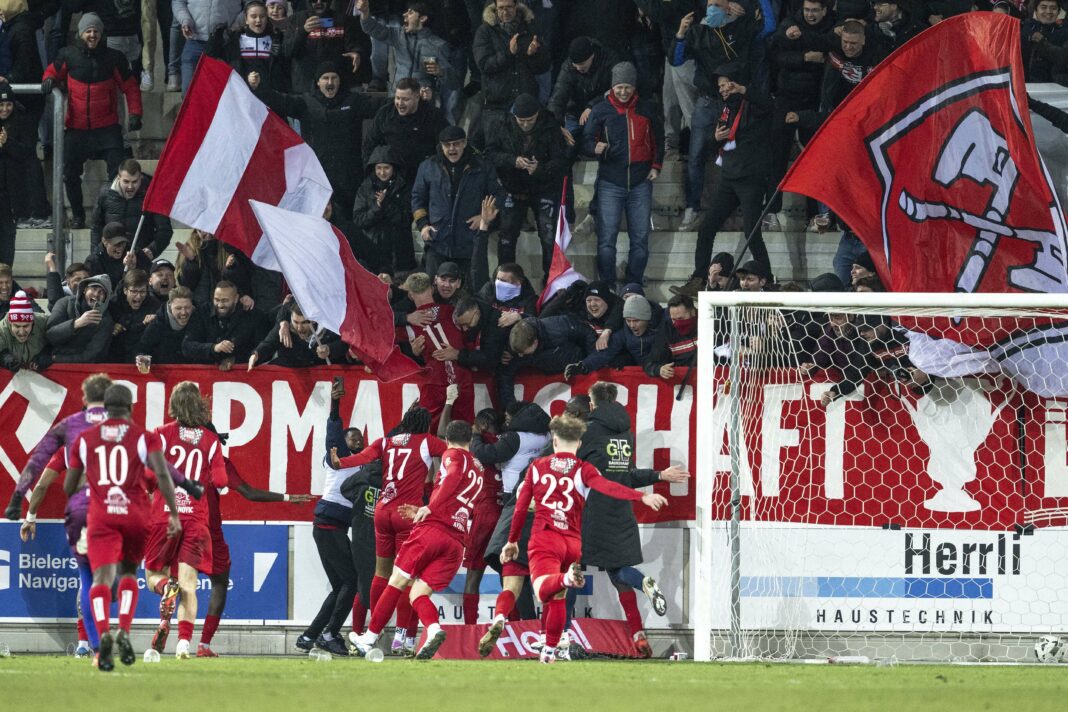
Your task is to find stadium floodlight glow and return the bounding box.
[695,290,1068,663]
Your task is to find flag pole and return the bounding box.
[124,214,147,274]
[729,189,780,279]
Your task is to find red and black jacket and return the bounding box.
[43,40,142,131]
[644,315,697,376]
[582,90,664,189]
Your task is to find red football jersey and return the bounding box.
[68,418,162,524]
[509,453,644,542]
[420,448,485,543]
[339,432,447,509]
[153,421,228,526]
[403,303,473,387]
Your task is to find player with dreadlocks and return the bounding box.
[330,403,445,655]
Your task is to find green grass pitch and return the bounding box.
[3,655,1067,711]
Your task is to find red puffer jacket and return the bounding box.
[42,40,142,131]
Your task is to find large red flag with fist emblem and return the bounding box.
[781,13,1068,296]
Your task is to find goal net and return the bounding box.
[693,291,1068,663]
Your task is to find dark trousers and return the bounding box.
[767,94,817,214]
[0,192,16,265]
[305,525,358,639]
[64,125,125,221]
[350,525,376,611]
[499,193,557,279]
[694,174,770,279]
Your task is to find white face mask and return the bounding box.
[495,279,522,302]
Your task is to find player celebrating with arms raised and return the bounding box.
[350,420,485,660]
[501,414,668,664]
[63,384,182,673]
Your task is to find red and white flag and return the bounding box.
[143,57,332,265]
[538,179,585,311]
[250,201,420,382]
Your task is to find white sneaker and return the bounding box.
[175,639,191,659]
[416,623,446,660]
[350,630,380,657]
[556,631,571,661]
[539,646,556,664]
[140,70,154,92]
[679,207,701,231]
[642,576,668,616]
[563,562,585,589]
[166,74,181,92]
[573,213,595,237]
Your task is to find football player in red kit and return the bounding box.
[331,404,446,654]
[350,420,485,660]
[398,272,474,427]
[63,384,182,673]
[501,414,667,664]
[143,382,228,659]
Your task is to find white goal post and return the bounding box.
[694,291,1068,663]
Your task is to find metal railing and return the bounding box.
[9,84,66,270]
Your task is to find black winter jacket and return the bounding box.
[261,85,377,196]
[497,315,596,407]
[473,3,551,110]
[217,26,291,93]
[673,14,759,98]
[2,12,43,88]
[456,300,509,373]
[352,146,412,275]
[84,248,151,293]
[577,401,659,569]
[89,173,173,257]
[715,88,773,182]
[770,11,836,101]
[0,101,40,192]
[252,326,346,367]
[107,292,161,362]
[485,108,568,198]
[362,100,447,183]
[644,315,698,375]
[287,10,370,89]
[546,40,619,121]
[182,308,260,363]
[137,304,206,364]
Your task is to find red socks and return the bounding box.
[536,574,566,602]
[462,593,479,624]
[543,598,566,648]
[396,593,413,634]
[368,584,403,636]
[351,595,367,634]
[178,620,194,642]
[369,575,388,611]
[201,614,221,645]
[117,578,138,633]
[493,589,516,620]
[617,590,644,636]
[89,584,111,638]
[406,607,419,638]
[412,595,439,628]
[77,617,88,641]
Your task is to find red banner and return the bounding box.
[6,365,1063,530]
[419,618,639,660]
[0,365,695,523]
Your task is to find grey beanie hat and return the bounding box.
[611,61,637,88]
[622,295,652,321]
[78,12,104,34]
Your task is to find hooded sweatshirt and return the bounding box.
[45,274,115,363]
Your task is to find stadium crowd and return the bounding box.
[1,0,1067,668]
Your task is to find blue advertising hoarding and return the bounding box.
[0,522,288,621]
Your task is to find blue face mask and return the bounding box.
[704,4,729,27]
